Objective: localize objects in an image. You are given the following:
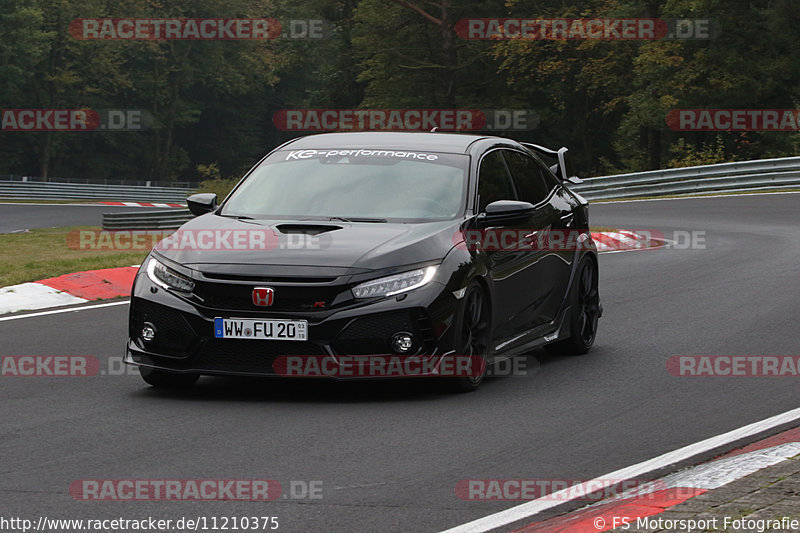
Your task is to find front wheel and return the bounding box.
[546,256,600,355]
[139,367,199,388]
[447,281,491,393]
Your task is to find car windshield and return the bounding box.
[220,149,468,222]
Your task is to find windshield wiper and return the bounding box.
[328,216,387,223]
[218,214,254,220]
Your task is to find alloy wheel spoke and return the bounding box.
[578,262,598,342]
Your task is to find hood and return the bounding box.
[153,213,461,275]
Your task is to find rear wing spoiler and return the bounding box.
[520,143,582,184]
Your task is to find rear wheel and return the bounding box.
[448,282,491,392]
[546,256,600,355]
[139,367,199,388]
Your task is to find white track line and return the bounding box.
[439,406,800,533]
[0,300,129,322]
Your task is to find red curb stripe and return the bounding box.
[592,233,628,248]
[710,427,800,461]
[99,201,185,207]
[513,487,706,533]
[35,266,138,300]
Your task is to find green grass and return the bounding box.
[0,226,150,287]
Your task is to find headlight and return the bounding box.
[352,266,437,299]
[146,257,195,292]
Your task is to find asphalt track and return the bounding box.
[0,203,145,233]
[1,193,799,532]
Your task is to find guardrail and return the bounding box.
[1,175,193,187]
[0,180,194,202]
[571,156,800,200]
[102,209,194,230]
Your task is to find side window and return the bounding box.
[537,159,562,190]
[477,150,517,212]
[503,150,551,205]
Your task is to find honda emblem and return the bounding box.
[252,287,274,307]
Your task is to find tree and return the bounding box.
[352,0,508,110]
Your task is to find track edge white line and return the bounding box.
[438,406,800,533]
[0,300,129,322]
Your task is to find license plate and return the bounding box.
[214,318,308,341]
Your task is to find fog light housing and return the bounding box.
[392,333,414,354]
[141,323,156,342]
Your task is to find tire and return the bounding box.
[139,367,199,388]
[447,281,491,393]
[545,255,600,356]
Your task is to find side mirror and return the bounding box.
[479,200,535,224]
[565,176,583,185]
[186,193,217,216]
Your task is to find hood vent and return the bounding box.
[275,224,342,236]
[202,272,338,283]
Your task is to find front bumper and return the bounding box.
[125,268,461,379]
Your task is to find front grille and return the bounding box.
[193,280,346,311]
[202,273,337,283]
[191,339,327,373]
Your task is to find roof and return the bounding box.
[281,132,498,154]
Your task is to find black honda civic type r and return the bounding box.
[125,132,601,392]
